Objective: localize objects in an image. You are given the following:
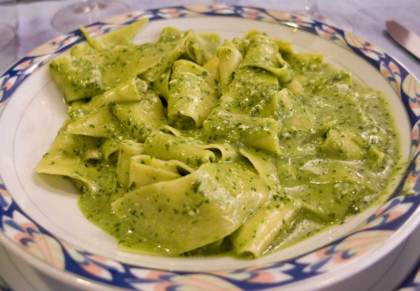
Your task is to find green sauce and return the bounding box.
[37,25,401,259]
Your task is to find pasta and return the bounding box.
[36,20,401,258]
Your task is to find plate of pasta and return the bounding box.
[0,4,419,291]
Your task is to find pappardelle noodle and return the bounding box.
[36,19,401,258]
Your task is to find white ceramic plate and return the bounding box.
[0,5,419,291]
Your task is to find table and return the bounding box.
[0,0,419,290]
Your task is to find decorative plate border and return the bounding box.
[1,4,420,290]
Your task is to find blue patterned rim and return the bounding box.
[1,5,420,290]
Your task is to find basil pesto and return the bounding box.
[36,21,401,258]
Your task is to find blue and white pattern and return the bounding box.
[0,5,420,290]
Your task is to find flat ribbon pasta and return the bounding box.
[112,163,269,255]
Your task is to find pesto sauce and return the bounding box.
[40,27,401,259]
[76,62,400,258]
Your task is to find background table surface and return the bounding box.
[0,0,420,290]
